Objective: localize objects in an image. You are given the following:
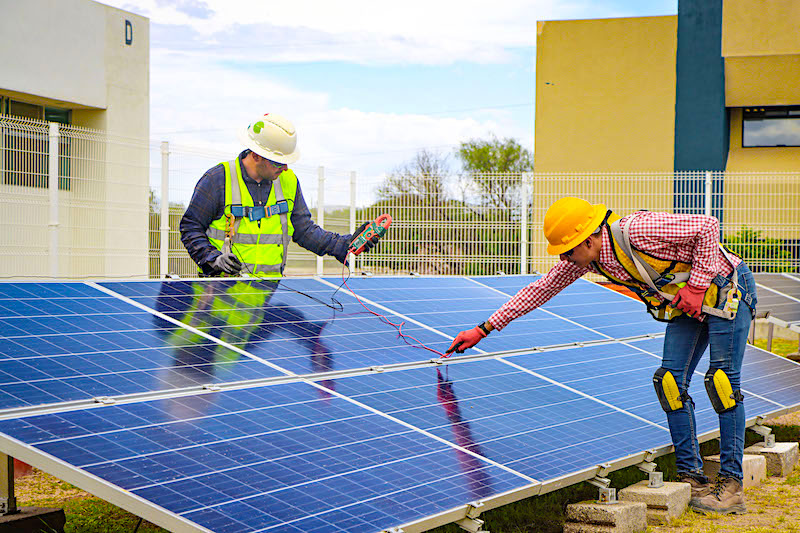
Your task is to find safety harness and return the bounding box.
[595,214,741,322]
[205,158,295,276]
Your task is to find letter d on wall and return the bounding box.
[125,20,133,45]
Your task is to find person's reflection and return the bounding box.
[153,279,335,394]
[436,368,493,499]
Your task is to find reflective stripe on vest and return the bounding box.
[592,213,737,322]
[205,157,297,277]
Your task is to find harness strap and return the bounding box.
[271,175,290,274]
[610,218,737,320]
[228,159,244,239]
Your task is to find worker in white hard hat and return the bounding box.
[180,113,379,277]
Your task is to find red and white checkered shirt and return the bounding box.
[488,211,741,330]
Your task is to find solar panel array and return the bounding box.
[754,273,800,329]
[1,275,798,533]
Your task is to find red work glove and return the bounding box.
[444,324,488,357]
[671,283,706,318]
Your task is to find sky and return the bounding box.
[99,0,677,204]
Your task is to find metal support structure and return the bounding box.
[159,141,170,278]
[751,418,776,448]
[588,474,616,504]
[767,321,775,352]
[0,453,17,516]
[704,171,713,217]
[455,502,488,533]
[48,121,60,279]
[316,166,325,275]
[637,458,663,488]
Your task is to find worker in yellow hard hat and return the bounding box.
[180,113,380,277]
[446,196,758,515]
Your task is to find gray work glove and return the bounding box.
[210,252,242,275]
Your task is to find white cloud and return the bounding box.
[103,0,602,65]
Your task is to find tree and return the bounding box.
[377,149,451,203]
[457,135,534,174]
[456,136,533,209]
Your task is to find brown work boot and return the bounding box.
[679,475,712,500]
[689,476,747,515]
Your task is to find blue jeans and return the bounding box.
[661,262,757,481]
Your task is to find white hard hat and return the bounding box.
[237,113,300,164]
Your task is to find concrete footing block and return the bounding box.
[744,441,799,477]
[0,506,66,532]
[618,480,690,525]
[703,453,766,488]
[564,500,647,533]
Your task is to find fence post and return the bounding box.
[159,141,170,278]
[349,171,356,275]
[704,171,713,217]
[48,122,60,278]
[520,172,532,275]
[316,166,325,276]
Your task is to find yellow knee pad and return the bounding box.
[704,368,743,413]
[653,368,687,412]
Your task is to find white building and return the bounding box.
[0,0,150,278]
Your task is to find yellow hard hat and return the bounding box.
[543,197,607,255]
[238,113,300,164]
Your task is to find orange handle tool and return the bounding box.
[349,214,392,255]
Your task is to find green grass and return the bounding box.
[17,471,167,533]
[754,338,799,357]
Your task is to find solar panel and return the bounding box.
[327,276,609,354]
[327,357,669,482]
[0,282,283,411]
[0,381,529,533]
[100,279,452,375]
[469,276,665,339]
[0,275,797,533]
[753,273,800,326]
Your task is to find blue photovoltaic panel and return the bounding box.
[505,338,673,429]
[628,339,795,417]
[100,279,452,374]
[471,276,664,339]
[753,273,800,324]
[739,345,800,408]
[0,283,282,410]
[329,358,668,481]
[330,276,606,354]
[0,381,528,533]
[546,337,792,431]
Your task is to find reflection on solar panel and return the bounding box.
[754,273,800,328]
[1,275,798,533]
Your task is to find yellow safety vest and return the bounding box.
[593,212,736,322]
[205,157,298,277]
[166,280,274,370]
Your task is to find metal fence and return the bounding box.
[2,115,799,281]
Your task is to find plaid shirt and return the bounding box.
[488,211,741,330]
[180,151,352,274]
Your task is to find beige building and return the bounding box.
[533,0,800,262]
[0,0,150,278]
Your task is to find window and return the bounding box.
[1,98,71,190]
[742,106,800,147]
